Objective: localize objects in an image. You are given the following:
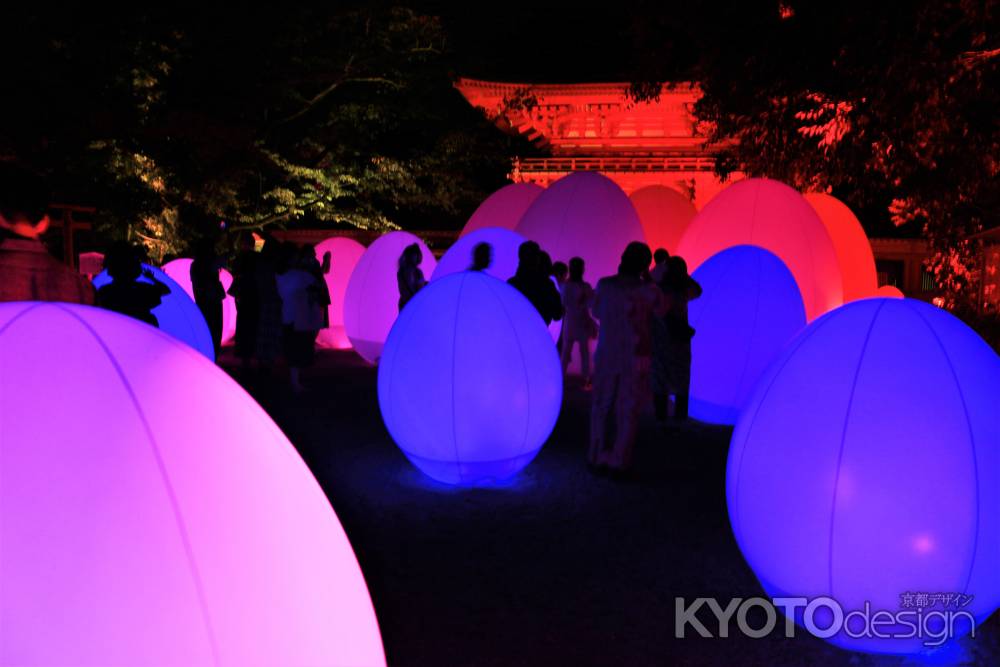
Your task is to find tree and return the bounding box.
[0,5,526,260]
[629,0,1000,310]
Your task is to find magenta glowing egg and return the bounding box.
[677,179,844,322]
[0,302,385,666]
[313,236,367,350]
[92,264,215,360]
[629,185,697,255]
[378,272,563,485]
[688,246,807,425]
[804,193,878,302]
[727,298,1000,654]
[162,258,238,344]
[459,182,544,237]
[343,231,436,364]
[432,226,525,283]
[516,172,646,283]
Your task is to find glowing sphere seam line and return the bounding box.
[450,274,467,468]
[56,304,222,662]
[911,303,981,597]
[730,304,843,546]
[826,299,884,598]
[0,300,44,335]
[481,273,534,460]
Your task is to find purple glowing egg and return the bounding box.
[162,258,238,345]
[459,182,544,237]
[343,231,436,364]
[313,236,367,350]
[432,227,525,283]
[0,302,385,665]
[728,297,1000,654]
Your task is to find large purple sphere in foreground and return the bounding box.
[0,303,384,666]
[728,298,1000,654]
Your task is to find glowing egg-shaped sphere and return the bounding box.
[728,298,1000,654]
[93,264,215,360]
[804,193,878,301]
[378,272,563,485]
[343,231,436,364]
[677,179,843,322]
[688,246,806,425]
[313,237,366,349]
[0,303,385,666]
[629,185,697,254]
[516,172,646,283]
[459,182,544,237]
[162,258,237,344]
[877,284,905,298]
[432,226,525,283]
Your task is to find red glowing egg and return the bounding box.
[677,179,843,321]
[630,185,697,255]
[803,193,878,302]
[313,237,367,350]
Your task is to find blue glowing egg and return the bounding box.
[377,272,563,485]
[687,246,806,424]
[727,298,1000,654]
[432,227,526,283]
[93,264,215,360]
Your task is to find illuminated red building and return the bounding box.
[454,78,729,208]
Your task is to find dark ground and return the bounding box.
[222,349,999,667]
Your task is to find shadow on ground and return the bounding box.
[223,349,999,667]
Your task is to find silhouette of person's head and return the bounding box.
[0,162,51,240]
[399,243,422,270]
[470,242,493,271]
[619,242,653,278]
[653,248,669,265]
[666,255,690,288]
[569,257,585,282]
[275,242,297,274]
[516,241,540,275]
[104,242,144,283]
[237,232,255,253]
[552,261,568,283]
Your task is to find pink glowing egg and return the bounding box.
[313,237,367,350]
[0,302,384,666]
[459,182,544,237]
[432,226,525,283]
[629,185,697,255]
[877,284,905,298]
[804,193,878,301]
[516,172,646,283]
[343,231,436,364]
[162,258,238,344]
[677,179,844,321]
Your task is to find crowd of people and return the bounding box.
[2,162,699,475]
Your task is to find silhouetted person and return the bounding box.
[0,163,95,304]
[229,233,260,365]
[651,248,670,284]
[299,243,332,329]
[190,240,227,356]
[255,236,284,367]
[470,242,493,271]
[508,241,563,325]
[561,257,596,386]
[96,243,169,327]
[276,243,324,393]
[652,255,702,421]
[589,242,666,474]
[397,243,426,310]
